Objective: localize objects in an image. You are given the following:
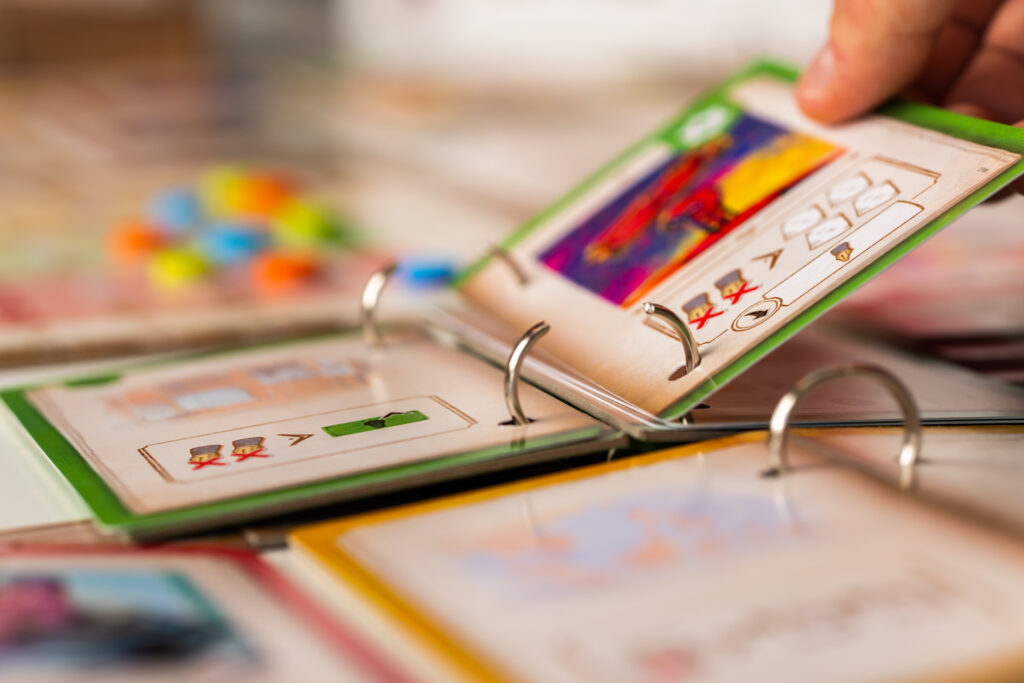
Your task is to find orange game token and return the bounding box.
[108,219,165,265]
[231,173,293,217]
[250,251,320,295]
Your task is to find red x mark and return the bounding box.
[722,282,759,305]
[688,307,724,330]
[190,457,227,471]
[232,448,270,463]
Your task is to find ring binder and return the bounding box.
[489,245,529,285]
[766,363,922,488]
[502,321,550,425]
[642,302,700,378]
[360,261,398,348]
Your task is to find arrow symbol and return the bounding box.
[745,309,770,320]
[279,433,314,447]
[752,249,782,270]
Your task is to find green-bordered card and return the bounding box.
[454,60,1024,435]
[0,329,623,538]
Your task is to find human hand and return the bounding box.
[797,0,1024,192]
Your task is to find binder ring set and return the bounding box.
[358,259,555,427]
[359,262,924,480]
[766,363,923,490]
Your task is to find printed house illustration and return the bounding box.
[714,269,749,298]
[188,444,222,465]
[682,293,714,323]
[231,437,264,455]
[831,241,854,262]
[230,436,269,462]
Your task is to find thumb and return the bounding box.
[797,0,958,122]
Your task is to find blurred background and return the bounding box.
[2,0,1022,381]
[0,0,828,268]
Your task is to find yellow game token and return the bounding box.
[199,165,247,219]
[147,248,210,290]
[271,199,341,248]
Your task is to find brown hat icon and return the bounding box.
[831,242,853,262]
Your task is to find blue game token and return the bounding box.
[148,188,203,234]
[199,223,271,264]
[397,256,457,290]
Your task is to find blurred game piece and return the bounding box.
[123,166,351,288]
[147,248,210,290]
[108,219,165,265]
[396,256,456,290]
[200,222,271,265]
[122,165,356,293]
[250,251,321,295]
[0,160,389,365]
[272,199,349,248]
[199,165,247,219]
[148,188,202,234]
[231,172,293,216]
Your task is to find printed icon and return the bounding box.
[231,436,269,462]
[853,181,898,215]
[831,241,854,262]
[279,433,314,447]
[827,174,870,205]
[732,298,781,331]
[752,248,782,270]
[677,104,734,147]
[188,444,225,471]
[714,269,758,305]
[323,410,430,438]
[681,293,724,330]
[781,206,824,239]
[806,214,852,249]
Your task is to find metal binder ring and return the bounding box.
[642,302,700,377]
[360,261,398,348]
[503,321,550,426]
[766,364,922,489]
[489,245,529,285]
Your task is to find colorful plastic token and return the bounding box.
[147,188,202,234]
[148,248,210,291]
[199,223,271,264]
[250,251,320,295]
[397,257,456,289]
[108,219,165,265]
[271,200,344,248]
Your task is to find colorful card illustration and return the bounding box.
[459,61,1024,420]
[1,331,621,536]
[0,546,407,683]
[293,428,1024,683]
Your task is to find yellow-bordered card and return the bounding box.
[293,426,1024,683]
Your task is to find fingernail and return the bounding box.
[800,45,836,99]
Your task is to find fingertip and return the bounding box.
[796,47,855,124]
[796,82,848,124]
